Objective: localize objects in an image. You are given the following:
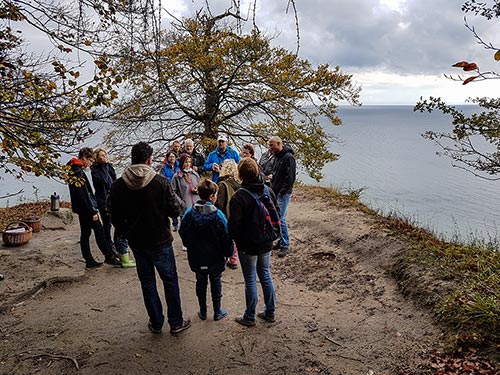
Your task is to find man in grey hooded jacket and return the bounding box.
[110,142,191,335]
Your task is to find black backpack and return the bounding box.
[239,186,281,245]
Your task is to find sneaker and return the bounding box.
[257,312,276,323]
[272,243,282,250]
[226,262,237,269]
[172,226,178,232]
[235,316,256,327]
[181,246,187,252]
[104,256,121,266]
[85,260,103,269]
[148,321,162,334]
[170,319,191,334]
[277,247,289,258]
[214,309,228,321]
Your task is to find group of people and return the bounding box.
[67,134,296,335]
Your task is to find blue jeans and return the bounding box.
[134,245,184,330]
[239,251,276,320]
[276,193,291,248]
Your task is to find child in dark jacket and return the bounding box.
[179,178,233,321]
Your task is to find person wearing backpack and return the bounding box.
[215,159,241,269]
[228,157,280,326]
[179,178,233,321]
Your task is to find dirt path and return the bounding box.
[0,187,443,374]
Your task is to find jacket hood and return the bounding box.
[241,175,265,195]
[275,144,294,158]
[189,202,219,228]
[122,164,157,190]
[68,157,84,167]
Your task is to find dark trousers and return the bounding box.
[134,245,184,329]
[195,271,223,307]
[98,207,114,249]
[78,214,113,263]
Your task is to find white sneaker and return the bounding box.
[182,246,187,251]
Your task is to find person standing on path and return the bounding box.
[179,178,233,321]
[204,134,240,183]
[228,158,277,327]
[268,136,296,257]
[91,148,135,268]
[181,138,206,175]
[110,142,191,335]
[161,151,180,231]
[67,148,121,269]
[215,159,241,269]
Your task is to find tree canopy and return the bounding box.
[0,0,123,179]
[415,1,500,179]
[106,8,360,180]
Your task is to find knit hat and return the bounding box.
[178,153,191,169]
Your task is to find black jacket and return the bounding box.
[228,176,278,255]
[271,145,296,196]
[110,164,181,254]
[91,162,116,210]
[67,158,99,217]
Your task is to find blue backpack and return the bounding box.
[239,186,281,245]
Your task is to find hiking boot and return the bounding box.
[198,311,207,321]
[272,243,282,250]
[172,226,178,232]
[148,321,162,334]
[235,316,256,327]
[85,260,103,269]
[104,256,121,266]
[226,262,237,269]
[170,319,191,334]
[257,312,276,323]
[277,247,288,258]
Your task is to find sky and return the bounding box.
[161,0,500,105]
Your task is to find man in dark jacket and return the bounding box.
[268,136,296,257]
[92,148,135,268]
[67,148,121,269]
[181,138,206,174]
[110,142,190,335]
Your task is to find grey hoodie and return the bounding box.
[122,164,157,190]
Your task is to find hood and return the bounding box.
[275,144,294,158]
[190,201,219,227]
[68,157,84,167]
[241,174,265,195]
[122,164,157,190]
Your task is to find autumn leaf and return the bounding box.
[453,61,469,68]
[494,50,500,61]
[84,40,92,46]
[463,76,478,85]
[463,63,478,71]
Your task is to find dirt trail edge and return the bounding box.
[0,187,443,375]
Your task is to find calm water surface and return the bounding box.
[301,105,500,241]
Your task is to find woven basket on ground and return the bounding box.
[2,222,33,247]
[22,215,41,233]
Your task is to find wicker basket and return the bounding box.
[23,215,41,233]
[2,222,33,247]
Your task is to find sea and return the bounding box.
[1,105,498,243]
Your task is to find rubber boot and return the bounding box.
[213,299,227,321]
[119,253,136,268]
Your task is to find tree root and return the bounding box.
[23,352,80,370]
[0,275,86,314]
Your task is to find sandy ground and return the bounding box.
[0,187,444,375]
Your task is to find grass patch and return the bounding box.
[382,210,500,359]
